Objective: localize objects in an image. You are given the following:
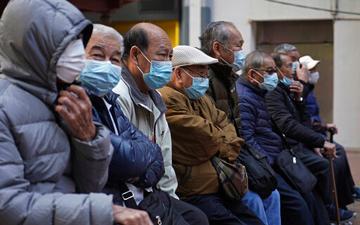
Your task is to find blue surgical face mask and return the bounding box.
[253,70,278,91]
[260,72,278,91]
[137,49,172,89]
[308,71,320,84]
[182,69,209,100]
[219,43,245,72]
[233,50,246,71]
[280,72,294,87]
[79,60,121,96]
[292,61,299,74]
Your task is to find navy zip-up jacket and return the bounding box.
[91,92,164,188]
[236,77,284,164]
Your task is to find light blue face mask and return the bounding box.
[308,71,320,84]
[280,76,294,87]
[233,50,246,71]
[219,43,245,72]
[256,71,278,91]
[137,50,172,89]
[79,60,121,97]
[183,69,209,100]
[292,61,299,74]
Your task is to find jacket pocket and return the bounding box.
[173,164,192,185]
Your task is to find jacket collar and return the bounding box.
[210,62,233,74]
[104,91,120,105]
[121,65,167,114]
[238,75,267,97]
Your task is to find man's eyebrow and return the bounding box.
[90,45,105,51]
[112,50,122,56]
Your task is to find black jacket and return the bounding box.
[207,63,242,135]
[265,82,325,149]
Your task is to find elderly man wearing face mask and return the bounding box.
[113,23,209,225]
[269,52,355,224]
[273,43,314,99]
[0,1,125,225]
[79,24,168,225]
[159,45,281,225]
[300,55,359,215]
[299,55,334,132]
[236,51,332,225]
[200,21,245,135]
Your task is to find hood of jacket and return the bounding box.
[0,0,92,105]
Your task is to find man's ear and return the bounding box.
[212,41,222,58]
[174,67,184,85]
[276,67,284,79]
[129,46,139,65]
[174,67,181,79]
[247,69,254,78]
[247,69,257,83]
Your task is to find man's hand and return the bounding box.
[326,123,338,134]
[55,85,96,141]
[323,141,336,158]
[113,205,153,225]
[296,63,309,83]
[314,148,323,157]
[289,81,304,100]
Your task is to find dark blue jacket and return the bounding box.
[90,92,164,189]
[305,91,322,123]
[236,77,284,164]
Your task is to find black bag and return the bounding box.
[237,144,277,199]
[271,119,317,194]
[115,184,188,225]
[276,147,317,194]
[270,117,317,194]
[138,190,188,225]
[211,156,248,200]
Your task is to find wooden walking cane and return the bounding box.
[329,130,340,225]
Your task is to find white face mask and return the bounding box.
[308,71,320,84]
[56,39,85,83]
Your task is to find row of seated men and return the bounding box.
[84,21,359,225]
[0,0,358,224]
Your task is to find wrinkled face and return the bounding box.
[248,56,276,86]
[279,54,293,79]
[85,33,122,66]
[288,50,300,62]
[174,64,209,89]
[135,30,172,73]
[213,26,244,64]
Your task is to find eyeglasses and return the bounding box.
[284,63,293,69]
[181,68,208,80]
[255,67,277,75]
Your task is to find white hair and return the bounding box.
[92,24,124,53]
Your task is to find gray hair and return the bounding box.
[92,24,124,53]
[273,43,297,54]
[199,21,236,55]
[243,50,272,74]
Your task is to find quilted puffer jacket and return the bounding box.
[0,0,114,224]
[90,92,164,189]
[236,77,284,165]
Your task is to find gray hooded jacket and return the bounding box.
[0,0,114,224]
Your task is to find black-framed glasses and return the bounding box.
[255,67,277,75]
[260,68,277,74]
[182,68,208,79]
